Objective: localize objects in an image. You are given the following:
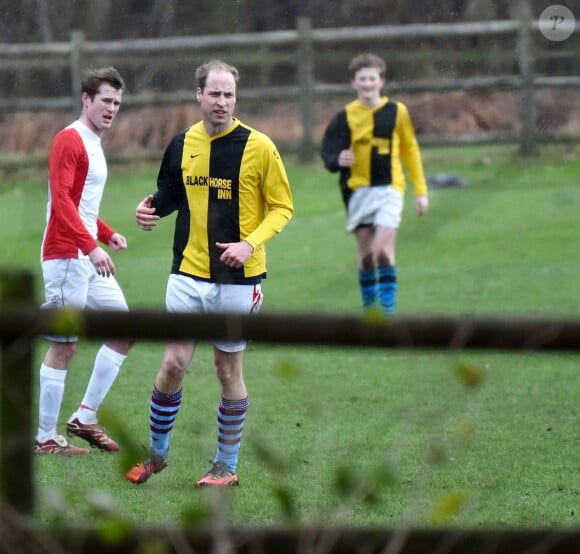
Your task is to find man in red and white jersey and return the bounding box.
[35,66,134,455]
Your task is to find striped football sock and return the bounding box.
[213,396,249,473]
[358,268,377,309]
[149,386,182,458]
[378,264,397,315]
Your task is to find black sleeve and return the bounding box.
[320,110,350,173]
[151,130,187,217]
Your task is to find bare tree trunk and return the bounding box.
[149,0,176,35]
[90,0,113,37]
[35,0,54,41]
[134,0,177,91]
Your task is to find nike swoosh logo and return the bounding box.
[190,154,200,159]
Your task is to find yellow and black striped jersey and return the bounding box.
[321,97,427,207]
[152,118,293,284]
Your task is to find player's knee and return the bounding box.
[215,363,242,388]
[377,251,393,266]
[361,253,374,271]
[106,338,135,355]
[66,342,78,357]
[50,341,78,366]
[160,354,187,382]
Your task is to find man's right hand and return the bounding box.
[89,246,115,277]
[338,149,355,168]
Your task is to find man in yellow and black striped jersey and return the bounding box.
[126,60,294,488]
[321,52,429,316]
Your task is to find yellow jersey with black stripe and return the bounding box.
[321,97,427,207]
[152,118,293,284]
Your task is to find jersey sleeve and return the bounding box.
[244,139,294,250]
[320,110,350,172]
[97,218,115,244]
[48,130,99,255]
[152,131,187,216]
[396,103,428,196]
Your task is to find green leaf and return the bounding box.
[50,307,84,336]
[430,491,468,524]
[455,361,485,387]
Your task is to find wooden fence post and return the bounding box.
[515,0,536,157]
[0,269,35,516]
[296,17,315,163]
[70,29,85,117]
[257,46,272,87]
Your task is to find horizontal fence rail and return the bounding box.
[0,523,578,554]
[1,304,580,351]
[2,75,580,112]
[0,21,522,60]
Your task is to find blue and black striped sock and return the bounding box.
[358,268,377,309]
[214,396,249,473]
[149,386,182,458]
[378,265,397,315]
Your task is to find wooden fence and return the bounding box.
[0,12,579,162]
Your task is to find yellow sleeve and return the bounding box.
[397,102,428,196]
[244,142,294,250]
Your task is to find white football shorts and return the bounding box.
[346,185,403,232]
[165,274,264,352]
[41,258,129,343]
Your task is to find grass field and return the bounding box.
[1,143,579,531]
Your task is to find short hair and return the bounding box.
[195,60,239,91]
[348,53,387,79]
[81,66,125,99]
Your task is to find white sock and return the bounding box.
[37,364,67,443]
[73,345,126,424]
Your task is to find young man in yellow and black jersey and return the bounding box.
[126,60,294,487]
[321,53,428,315]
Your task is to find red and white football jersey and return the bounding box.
[41,120,114,261]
